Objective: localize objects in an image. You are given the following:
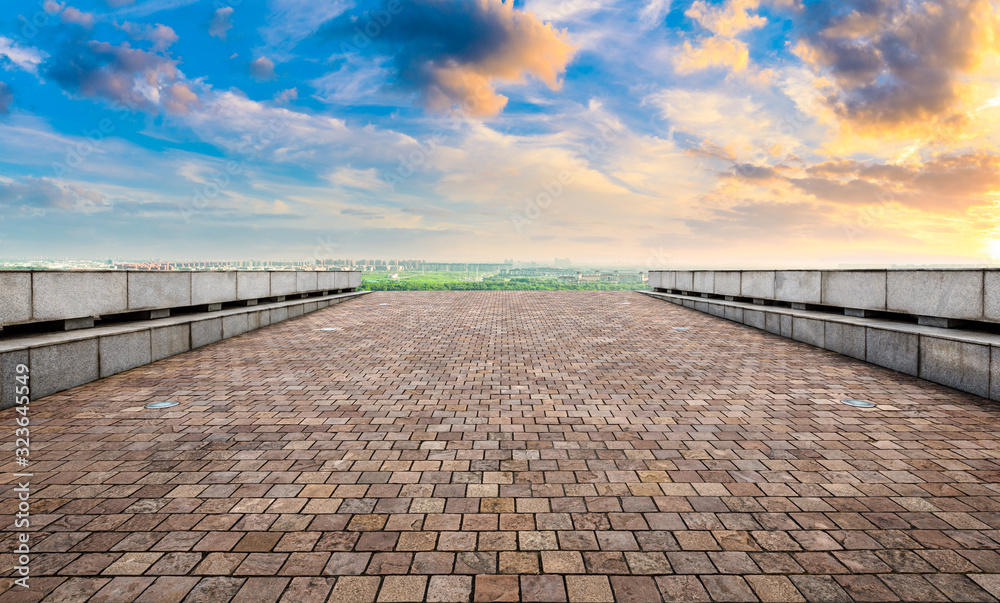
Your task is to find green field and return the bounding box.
[360,271,647,291]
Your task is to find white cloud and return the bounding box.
[0,37,47,74]
[524,0,604,22]
[640,0,671,29]
[259,0,352,62]
[209,7,234,40]
[326,166,391,191]
[651,87,819,160]
[311,56,394,105]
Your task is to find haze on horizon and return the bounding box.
[1,0,999,267]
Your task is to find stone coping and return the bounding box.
[647,269,998,324]
[0,290,369,406]
[0,269,363,328]
[641,289,1000,402]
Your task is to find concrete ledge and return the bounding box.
[152,324,189,361]
[33,271,128,323]
[271,272,297,297]
[191,318,223,349]
[100,331,152,378]
[29,339,99,400]
[792,317,824,348]
[921,336,990,398]
[641,289,1000,402]
[1,270,363,329]
[0,272,31,327]
[237,272,271,300]
[715,271,741,297]
[649,268,1000,325]
[741,271,774,299]
[866,328,918,376]
[888,270,983,321]
[192,272,237,306]
[128,272,190,311]
[824,322,866,361]
[822,270,886,311]
[775,271,821,304]
[0,290,369,408]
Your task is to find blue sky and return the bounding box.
[1,0,999,265]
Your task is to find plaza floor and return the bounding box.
[2,291,1000,602]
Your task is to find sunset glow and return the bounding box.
[1,0,999,265]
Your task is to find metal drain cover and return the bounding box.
[841,399,875,408]
[620,302,631,305]
[673,327,689,331]
[319,328,338,331]
[378,303,389,306]
[145,401,179,409]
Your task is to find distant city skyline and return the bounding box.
[1,1,999,265]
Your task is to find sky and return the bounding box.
[1,0,999,266]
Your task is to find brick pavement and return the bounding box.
[2,291,1000,602]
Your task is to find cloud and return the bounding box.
[0,37,47,74]
[119,22,179,51]
[46,39,199,114]
[209,7,234,40]
[523,0,603,22]
[0,83,11,115]
[791,0,1000,136]
[274,88,298,103]
[686,200,832,240]
[322,0,577,116]
[724,152,1000,214]
[640,0,672,29]
[793,153,1000,213]
[176,90,414,168]
[261,0,352,61]
[61,6,96,28]
[0,176,111,213]
[326,166,390,191]
[249,56,276,80]
[340,207,384,218]
[42,2,96,28]
[673,36,750,73]
[310,55,394,105]
[672,0,766,75]
[685,0,765,37]
[650,88,810,158]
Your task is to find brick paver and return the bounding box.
[2,290,1000,601]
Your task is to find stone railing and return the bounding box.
[0,270,365,407]
[648,269,994,327]
[645,269,1000,402]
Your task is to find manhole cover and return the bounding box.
[841,399,875,408]
[145,401,179,409]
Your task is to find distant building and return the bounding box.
[561,270,646,283]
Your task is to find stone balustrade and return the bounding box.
[646,269,1000,402]
[0,270,366,407]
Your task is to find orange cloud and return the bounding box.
[674,0,766,75]
[325,0,576,117]
[726,152,1000,214]
[673,37,750,73]
[685,0,766,37]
